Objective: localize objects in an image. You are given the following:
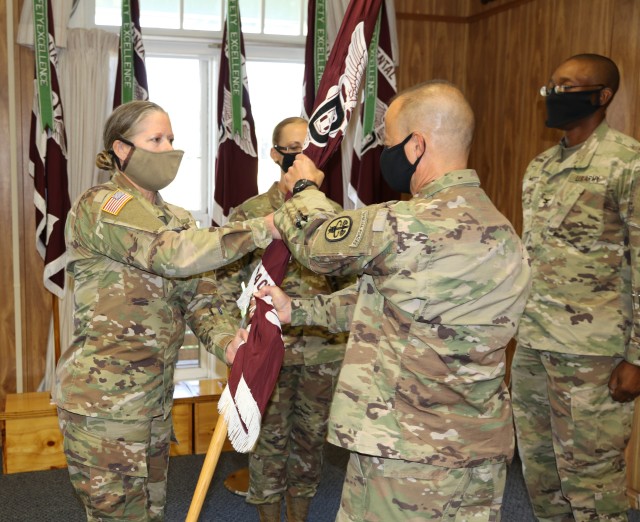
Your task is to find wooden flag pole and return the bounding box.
[185,408,229,522]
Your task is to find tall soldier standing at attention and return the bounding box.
[512,54,640,522]
[259,80,531,521]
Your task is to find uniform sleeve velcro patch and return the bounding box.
[101,190,133,215]
[324,216,353,242]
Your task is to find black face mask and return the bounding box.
[545,88,603,129]
[380,133,424,194]
[279,152,298,173]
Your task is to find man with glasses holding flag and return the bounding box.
[512,54,640,521]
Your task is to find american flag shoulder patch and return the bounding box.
[102,190,133,215]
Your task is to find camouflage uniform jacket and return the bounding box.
[53,173,271,420]
[518,122,640,364]
[274,169,531,467]
[217,182,349,366]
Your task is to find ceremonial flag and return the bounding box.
[113,0,148,107]
[348,1,399,207]
[219,0,384,453]
[211,0,258,226]
[302,0,343,206]
[29,0,70,298]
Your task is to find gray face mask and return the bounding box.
[115,139,184,191]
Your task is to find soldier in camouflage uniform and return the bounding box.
[53,101,272,521]
[512,54,640,522]
[258,80,531,521]
[217,116,350,522]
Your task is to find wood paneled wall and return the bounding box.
[1,0,51,411]
[2,0,640,409]
[0,0,14,410]
[395,0,640,235]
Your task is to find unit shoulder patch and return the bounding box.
[324,216,353,242]
[101,190,133,215]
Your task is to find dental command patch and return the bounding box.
[325,216,352,242]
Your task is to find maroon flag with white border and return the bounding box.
[29,0,70,298]
[348,1,399,207]
[211,0,258,226]
[302,0,343,207]
[219,0,383,453]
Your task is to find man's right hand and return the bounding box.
[254,285,292,324]
[284,154,325,192]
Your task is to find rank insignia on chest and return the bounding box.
[102,190,133,215]
[325,216,352,242]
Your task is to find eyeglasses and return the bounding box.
[274,144,303,154]
[539,83,604,97]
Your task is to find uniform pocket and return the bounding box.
[571,385,631,457]
[547,182,604,253]
[63,420,149,477]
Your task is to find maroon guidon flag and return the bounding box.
[301,0,343,206]
[348,1,399,207]
[113,0,148,107]
[218,0,384,453]
[211,0,258,226]
[29,0,70,298]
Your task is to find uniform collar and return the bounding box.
[547,121,610,174]
[112,171,185,227]
[417,169,481,199]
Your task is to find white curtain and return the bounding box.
[40,28,120,392]
[17,0,73,49]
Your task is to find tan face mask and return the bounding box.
[116,139,184,192]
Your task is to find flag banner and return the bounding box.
[218,244,290,452]
[211,0,258,226]
[113,0,148,107]
[302,0,343,207]
[302,0,327,120]
[219,0,383,453]
[348,1,399,207]
[29,0,71,298]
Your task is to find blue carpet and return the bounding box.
[1,444,638,521]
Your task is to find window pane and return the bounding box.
[238,0,262,34]
[176,327,201,368]
[264,0,302,36]
[184,0,223,31]
[145,56,206,211]
[140,0,180,29]
[95,0,122,25]
[246,60,305,193]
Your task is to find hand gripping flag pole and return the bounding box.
[187,1,383,518]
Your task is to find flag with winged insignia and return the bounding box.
[302,0,343,206]
[29,0,70,298]
[348,1,399,207]
[211,0,259,226]
[218,0,384,453]
[113,0,148,107]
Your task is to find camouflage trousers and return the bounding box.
[336,452,506,521]
[511,346,634,522]
[57,408,172,521]
[246,361,340,505]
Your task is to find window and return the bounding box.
[94,0,307,37]
[85,1,307,381]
